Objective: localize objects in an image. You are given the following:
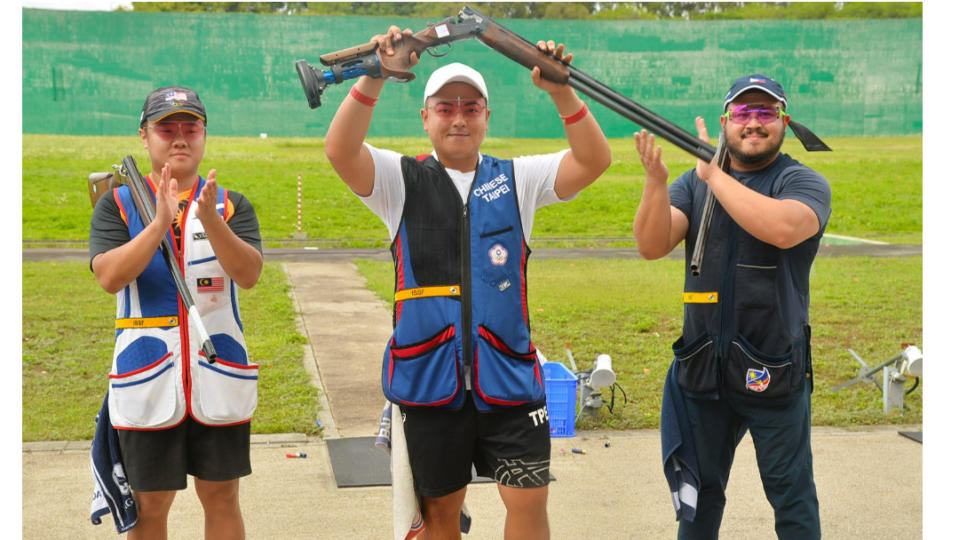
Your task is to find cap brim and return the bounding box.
[147,109,206,124]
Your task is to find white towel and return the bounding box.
[375,401,470,539]
[375,400,423,540]
[391,403,425,539]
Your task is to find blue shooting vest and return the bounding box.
[108,176,258,429]
[382,155,544,412]
[673,155,818,401]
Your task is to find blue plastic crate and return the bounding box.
[542,361,577,437]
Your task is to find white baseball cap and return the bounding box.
[423,62,489,105]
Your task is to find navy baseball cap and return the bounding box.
[723,74,788,110]
[139,86,206,126]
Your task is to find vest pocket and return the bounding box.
[109,352,178,428]
[385,325,460,406]
[192,356,259,424]
[115,335,169,375]
[474,325,544,406]
[672,333,717,394]
[725,334,803,398]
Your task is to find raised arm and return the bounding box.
[530,40,611,200]
[632,130,689,259]
[324,26,418,197]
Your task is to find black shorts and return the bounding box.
[117,416,252,492]
[399,395,551,498]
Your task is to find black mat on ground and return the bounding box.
[898,431,922,444]
[326,437,390,487]
[326,436,497,488]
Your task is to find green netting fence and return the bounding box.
[22,9,921,138]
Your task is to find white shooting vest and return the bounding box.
[108,180,258,429]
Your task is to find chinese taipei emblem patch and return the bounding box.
[745,367,771,392]
[489,244,508,266]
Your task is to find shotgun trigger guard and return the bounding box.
[425,43,452,58]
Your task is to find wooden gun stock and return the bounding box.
[377,26,452,81]
[319,41,377,66]
[88,172,121,208]
[317,18,468,83]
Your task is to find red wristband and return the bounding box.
[350,86,378,107]
[561,104,589,125]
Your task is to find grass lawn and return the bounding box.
[356,256,922,430]
[22,134,921,246]
[21,134,922,440]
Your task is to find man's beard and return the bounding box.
[725,126,785,167]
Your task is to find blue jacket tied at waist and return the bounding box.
[661,360,700,521]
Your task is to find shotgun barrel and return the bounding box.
[119,156,218,364]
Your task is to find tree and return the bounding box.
[129,1,922,19]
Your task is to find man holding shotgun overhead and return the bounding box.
[88,86,262,539]
[324,25,609,539]
[633,74,831,539]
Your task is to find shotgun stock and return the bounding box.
[296,14,484,108]
[88,172,121,209]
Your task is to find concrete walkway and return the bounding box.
[22,261,923,539]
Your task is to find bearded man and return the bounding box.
[632,73,831,540]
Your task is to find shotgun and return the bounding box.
[89,157,218,364]
[296,5,717,158]
[296,4,831,274]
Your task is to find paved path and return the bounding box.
[22,425,924,539]
[21,260,923,539]
[284,261,392,439]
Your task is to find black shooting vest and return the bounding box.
[672,154,818,401]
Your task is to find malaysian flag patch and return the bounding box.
[197,277,224,292]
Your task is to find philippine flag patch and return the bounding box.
[197,277,224,293]
[745,367,771,392]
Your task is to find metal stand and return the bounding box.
[577,380,604,420]
[565,346,622,422]
[832,346,922,414]
[883,366,908,414]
